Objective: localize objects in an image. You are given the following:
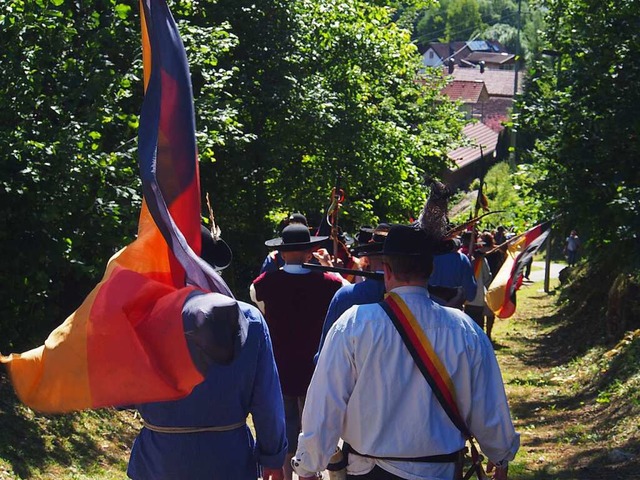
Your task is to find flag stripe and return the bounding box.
[486,221,552,318]
[0,0,243,412]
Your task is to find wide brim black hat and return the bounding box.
[265,223,328,252]
[367,224,435,257]
[350,223,391,257]
[201,225,233,271]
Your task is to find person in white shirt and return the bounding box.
[292,224,519,480]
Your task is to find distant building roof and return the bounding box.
[445,68,524,97]
[464,51,515,65]
[425,41,470,64]
[448,122,499,169]
[441,80,489,104]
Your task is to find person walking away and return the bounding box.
[429,237,477,305]
[260,212,310,274]
[315,223,390,361]
[292,225,519,480]
[250,223,344,480]
[128,225,287,480]
[464,249,492,333]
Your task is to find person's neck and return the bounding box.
[385,279,427,291]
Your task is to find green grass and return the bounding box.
[1,271,638,479]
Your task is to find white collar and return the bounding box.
[283,264,311,274]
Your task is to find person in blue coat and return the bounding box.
[428,238,477,303]
[315,224,390,361]
[127,226,287,480]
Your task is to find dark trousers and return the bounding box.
[347,466,404,479]
[464,304,485,330]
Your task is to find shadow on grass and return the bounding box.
[0,373,133,478]
[512,437,640,480]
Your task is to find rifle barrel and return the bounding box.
[302,263,383,280]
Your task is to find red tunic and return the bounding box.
[252,270,343,396]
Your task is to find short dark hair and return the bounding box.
[383,254,433,281]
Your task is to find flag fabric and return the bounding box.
[485,221,552,319]
[0,0,246,413]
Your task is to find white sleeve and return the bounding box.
[467,334,520,463]
[293,315,357,475]
[249,283,265,314]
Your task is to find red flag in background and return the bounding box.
[485,221,552,318]
[1,0,246,413]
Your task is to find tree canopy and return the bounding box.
[0,0,464,350]
[517,0,640,267]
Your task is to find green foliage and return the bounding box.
[517,0,640,268]
[451,161,546,233]
[445,0,485,41]
[0,0,143,350]
[0,0,464,347]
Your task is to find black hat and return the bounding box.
[351,223,391,257]
[355,226,374,245]
[288,212,308,226]
[265,223,328,252]
[368,224,434,257]
[200,225,233,271]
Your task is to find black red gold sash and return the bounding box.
[380,292,488,480]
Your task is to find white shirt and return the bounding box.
[293,286,519,480]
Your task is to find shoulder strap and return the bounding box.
[380,292,488,480]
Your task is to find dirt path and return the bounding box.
[493,279,640,480]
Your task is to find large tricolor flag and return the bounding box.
[485,221,552,318]
[0,0,246,413]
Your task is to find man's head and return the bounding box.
[351,223,391,271]
[264,223,328,265]
[371,225,434,288]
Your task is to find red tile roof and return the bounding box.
[445,68,524,97]
[441,80,488,103]
[448,122,499,169]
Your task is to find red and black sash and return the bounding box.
[380,292,488,480]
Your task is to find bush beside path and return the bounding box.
[493,278,640,480]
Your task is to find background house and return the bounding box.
[444,122,500,188]
[440,80,489,121]
[432,41,523,189]
[420,39,510,69]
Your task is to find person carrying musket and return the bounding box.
[292,224,520,480]
[250,223,344,480]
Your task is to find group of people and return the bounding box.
[126,213,521,480]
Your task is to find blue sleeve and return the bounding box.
[461,255,478,302]
[250,316,288,468]
[315,288,349,363]
[260,252,280,274]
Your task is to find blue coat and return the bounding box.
[315,278,386,362]
[127,302,287,480]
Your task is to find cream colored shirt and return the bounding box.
[293,286,519,479]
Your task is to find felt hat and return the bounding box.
[200,225,233,271]
[264,223,328,252]
[288,212,308,226]
[368,224,435,257]
[351,223,391,257]
[355,226,374,245]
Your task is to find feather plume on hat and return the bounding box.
[417,180,453,250]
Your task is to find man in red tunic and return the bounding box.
[251,223,344,480]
